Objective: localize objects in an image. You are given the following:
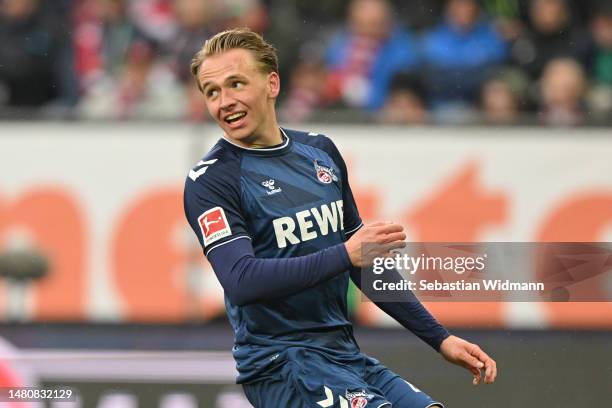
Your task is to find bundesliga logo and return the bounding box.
[346,390,374,408]
[198,207,232,245]
[314,160,338,184]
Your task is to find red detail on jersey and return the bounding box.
[317,169,332,184]
[198,207,232,246]
[351,397,368,408]
[200,208,227,238]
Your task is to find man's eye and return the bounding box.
[207,89,219,98]
[232,81,244,89]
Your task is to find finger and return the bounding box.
[484,358,497,384]
[381,241,407,253]
[468,345,496,384]
[468,345,488,362]
[461,350,485,370]
[379,231,407,244]
[482,356,493,383]
[470,366,481,385]
[364,242,404,260]
[374,243,405,256]
[379,250,405,260]
[468,346,494,381]
[375,223,404,234]
[484,362,491,383]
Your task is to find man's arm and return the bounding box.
[345,223,450,351]
[207,239,350,306]
[206,223,406,306]
[346,224,497,384]
[325,134,498,385]
[347,264,450,350]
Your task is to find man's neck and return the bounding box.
[226,121,283,149]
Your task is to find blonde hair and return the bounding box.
[190,28,278,92]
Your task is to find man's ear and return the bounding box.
[268,72,280,98]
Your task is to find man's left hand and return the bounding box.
[439,335,497,385]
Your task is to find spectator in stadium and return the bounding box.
[421,0,507,111]
[216,0,268,34]
[279,61,328,123]
[168,0,219,120]
[73,0,103,87]
[393,0,446,31]
[323,0,420,110]
[128,0,175,45]
[586,5,612,116]
[170,0,219,81]
[0,0,75,109]
[263,0,347,83]
[378,73,429,124]
[539,58,588,126]
[591,6,612,86]
[480,0,523,41]
[511,0,593,79]
[97,0,141,76]
[74,0,150,99]
[80,37,184,119]
[480,76,521,124]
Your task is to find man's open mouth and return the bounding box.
[225,112,247,124]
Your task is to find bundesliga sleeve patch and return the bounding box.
[198,207,232,246]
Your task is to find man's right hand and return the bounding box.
[345,222,406,267]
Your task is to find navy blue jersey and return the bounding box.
[184,128,364,382]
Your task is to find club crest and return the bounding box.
[314,160,338,184]
[346,390,374,408]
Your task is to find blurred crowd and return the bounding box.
[0,0,611,125]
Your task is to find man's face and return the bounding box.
[197,49,279,145]
[2,0,36,19]
[349,0,391,41]
[447,0,479,31]
[531,0,567,33]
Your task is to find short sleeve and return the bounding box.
[183,155,250,256]
[321,136,363,238]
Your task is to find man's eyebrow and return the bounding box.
[224,74,247,83]
[201,80,214,92]
[201,75,247,93]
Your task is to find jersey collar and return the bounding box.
[221,128,292,156]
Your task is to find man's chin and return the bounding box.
[224,127,255,145]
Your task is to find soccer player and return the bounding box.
[184,28,496,408]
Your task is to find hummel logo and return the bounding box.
[262,179,276,189]
[262,179,282,196]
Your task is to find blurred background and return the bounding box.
[0,0,611,407]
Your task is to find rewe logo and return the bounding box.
[272,200,344,248]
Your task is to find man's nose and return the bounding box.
[219,89,236,110]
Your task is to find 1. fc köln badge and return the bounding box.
[314,160,338,184]
[351,397,368,408]
[345,390,374,408]
[198,207,232,246]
